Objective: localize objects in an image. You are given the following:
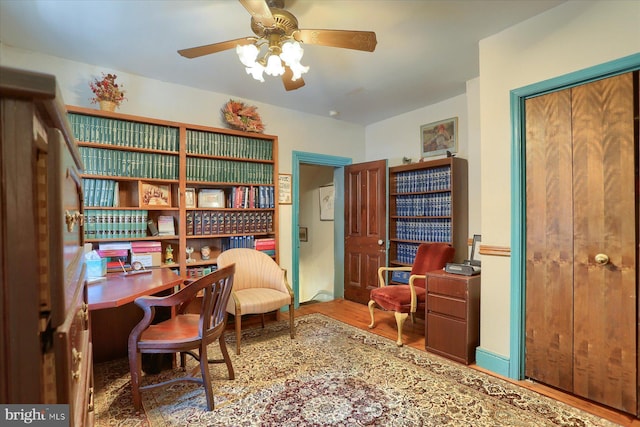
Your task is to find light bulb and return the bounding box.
[265,54,285,76]
[236,44,259,67]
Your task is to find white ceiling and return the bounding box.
[0,0,565,125]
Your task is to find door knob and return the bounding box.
[377,239,384,246]
[594,253,609,265]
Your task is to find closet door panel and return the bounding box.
[571,72,636,413]
[524,89,574,390]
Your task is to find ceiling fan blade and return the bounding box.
[282,67,305,91]
[178,37,255,59]
[238,0,276,27]
[295,29,377,52]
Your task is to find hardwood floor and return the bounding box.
[288,298,639,427]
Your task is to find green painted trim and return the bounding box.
[507,53,640,380]
[291,151,352,308]
[476,347,511,378]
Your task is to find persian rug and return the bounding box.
[93,313,620,426]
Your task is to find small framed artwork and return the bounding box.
[420,117,458,158]
[184,187,196,208]
[319,185,334,221]
[139,182,171,207]
[299,226,308,242]
[278,174,292,205]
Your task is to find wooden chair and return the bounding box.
[127,264,235,412]
[368,243,455,346]
[216,248,294,355]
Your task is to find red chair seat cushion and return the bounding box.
[370,285,426,313]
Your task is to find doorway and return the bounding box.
[510,54,640,415]
[292,151,351,308]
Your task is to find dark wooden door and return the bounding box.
[525,72,637,414]
[344,160,387,304]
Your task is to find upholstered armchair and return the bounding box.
[216,248,295,354]
[128,264,235,411]
[368,243,455,346]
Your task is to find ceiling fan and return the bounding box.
[177,0,377,91]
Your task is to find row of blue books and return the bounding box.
[83,178,118,207]
[395,218,452,243]
[395,193,451,217]
[84,209,149,240]
[394,166,451,193]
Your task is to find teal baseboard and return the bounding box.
[475,347,511,378]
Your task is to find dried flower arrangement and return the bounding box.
[222,99,264,133]
[89,73,126,106]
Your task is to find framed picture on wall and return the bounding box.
[278,174,292,205]
[319,185,334,221]
[139,182,171,207]
[420,117,458,158]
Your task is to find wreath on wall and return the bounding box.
[222,99,265,133]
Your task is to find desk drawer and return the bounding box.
[427,294,466,320]
[427,276,467,298]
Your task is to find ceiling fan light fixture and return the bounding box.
[236,43,260,67]
[280,40,309,81]
[264,53,285,76]
[245,63,266,82]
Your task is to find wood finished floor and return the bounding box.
[286,298,639,427]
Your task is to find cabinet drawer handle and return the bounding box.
[72,369,80,381]
[65,210,83,232]
[72,348,82,365]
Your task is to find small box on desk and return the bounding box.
[86,258,107,278]
[131,252,162,268]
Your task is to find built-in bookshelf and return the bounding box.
[67,105,279,277]
[388,157,468,280]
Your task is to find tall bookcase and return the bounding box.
[67,105,279,277]
[388,157,468,272]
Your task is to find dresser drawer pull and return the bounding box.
[72,369,80,381]
[88,387,94,412]
[80,303,89,328]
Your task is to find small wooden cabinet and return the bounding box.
[425,270,480,365]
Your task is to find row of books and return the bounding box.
[186,211,273,236]
[186,130,273,160]
[68,113,179,152]
[394,218,452,243]
[395,194,451,217]
[255,237,276,251]
[80,147,179,180]
[394,166,452,193]
[83,178,118,207]
[227,186,275,209]
[84,209,150,240]
[395,243,420,265]
[186,157,273,184]
[97,241,162,271]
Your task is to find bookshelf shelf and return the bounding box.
[68,105,279,276]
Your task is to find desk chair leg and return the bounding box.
[199,343,215,411]
[394,312,408,347]
[128,349,143,412]
[219,334,235,380]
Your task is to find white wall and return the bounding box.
[478,0,640,357]
[299,164,335,303]
[0,44,367,279]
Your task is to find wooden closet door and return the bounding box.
[571,72,636,413]
[525,72,637,414]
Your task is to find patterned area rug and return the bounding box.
[94,313,619,426]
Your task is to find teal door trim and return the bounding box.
[509,53,640,380]
[292,151,352,308]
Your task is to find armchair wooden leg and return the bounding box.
[235,313,242,355]
[289,302,295,338]
[367,300,376,329]
[394,312,409,347]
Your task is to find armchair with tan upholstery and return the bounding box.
[216,248,295,354]
[368,242,455,346]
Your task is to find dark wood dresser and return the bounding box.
[425,270,480,365]
[0,67,94,425]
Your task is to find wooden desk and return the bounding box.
[88,269,183,362]
[88,268,183,310]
